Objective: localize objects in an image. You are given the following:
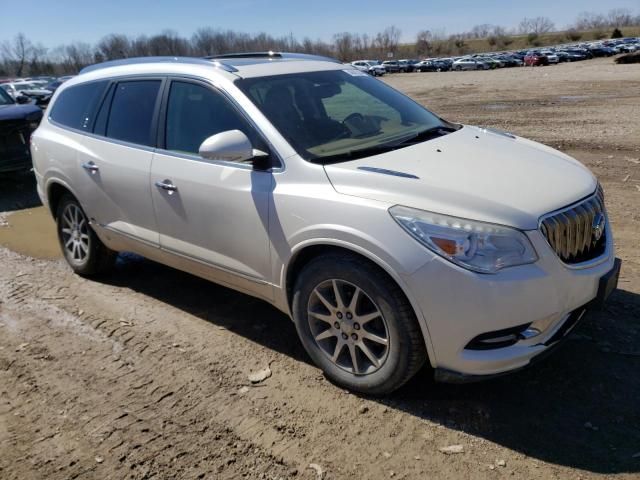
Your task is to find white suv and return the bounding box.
[32,53,620,394]
[351,60,385,76]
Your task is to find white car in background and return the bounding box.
[1,82,39,99]
[351,60,385,76]
[540,50,559,64]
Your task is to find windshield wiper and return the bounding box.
[310,124,461,165]
[391,125,459,148]
[310,144,398,164]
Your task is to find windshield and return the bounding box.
[0,87,14,105]
[15,83,35,91]
[235,69,447,162]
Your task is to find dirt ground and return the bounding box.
[1,57,639,480]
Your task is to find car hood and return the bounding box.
[323,126,597,230]
[0,103,42,121]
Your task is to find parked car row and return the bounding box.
[352,37,640,75]
[0,75,74,108]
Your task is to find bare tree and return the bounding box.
[608,8,634,27]
[574,12,607,30]
[470,24,494,39]
[373,26,401,56]
[519,16,555,35]
[63,42,94,72]
[564,28,581,41]
[333,33,355,61]
[97,34,130,60]
[415,30,432,57]
[1,33,33,77]
[148,30,190,56]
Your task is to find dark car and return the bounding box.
[45,76,74,94]
[382,60,401,73]
[415,60,439,72]
[0,87,43,174]
[495,55,523,67]
[589,46,616,57]
[398,59,420,72]
[560,49,589,61]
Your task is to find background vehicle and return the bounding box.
[415,60,439,72]
[351,60,385,76]
[382,60,401,73]
[44,76,74,93]
[524,51,549,66]
[478,56,501,68]
[452,58,489,71]
[588,45,615,57]
[540,50,559,64]
[1,82,39,100]
[0,87,42,173]
[398,59,419,72]
[559,49,588,61]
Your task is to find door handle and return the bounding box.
[82,161,99,174]
[155,180,178,193]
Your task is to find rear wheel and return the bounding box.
[292,253,427,395]
[56,194,116,276]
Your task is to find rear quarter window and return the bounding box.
[49,81,108,130]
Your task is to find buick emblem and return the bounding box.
[592,213,605,242]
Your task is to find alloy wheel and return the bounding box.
[60,203,90,263]
[307,279,390,375]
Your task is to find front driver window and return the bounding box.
[165,81,263,157]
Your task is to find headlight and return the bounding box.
[389,206,538,274]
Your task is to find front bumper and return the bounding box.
[402,225,618,380]
[0,121,35,173]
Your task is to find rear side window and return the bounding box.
[49,81,108,130]
[105,80,161,146]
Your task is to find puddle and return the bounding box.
[0,207,61,259]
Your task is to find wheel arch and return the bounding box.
[284,241,437,368]
[47,180,77,218]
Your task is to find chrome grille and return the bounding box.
[540,186,607,264]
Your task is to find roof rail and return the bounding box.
[79,56,238,75]
[205,51,342,64]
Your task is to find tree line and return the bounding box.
[1,8,639,77]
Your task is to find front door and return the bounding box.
[150,79,274,297]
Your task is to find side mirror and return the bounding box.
[16,95,30,104]
[198,129,268,166]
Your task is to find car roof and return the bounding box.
[76,52,347,82]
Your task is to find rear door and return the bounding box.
[76,78,164,246]
[150,78,274,297]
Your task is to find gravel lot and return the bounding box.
[1,57,639,480]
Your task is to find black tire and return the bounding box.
[292,253,427,395]
[56,194,116,276]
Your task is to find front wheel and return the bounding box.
[292,253,427,395]
[56,194,116,276]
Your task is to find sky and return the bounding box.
[1,0,638,47]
